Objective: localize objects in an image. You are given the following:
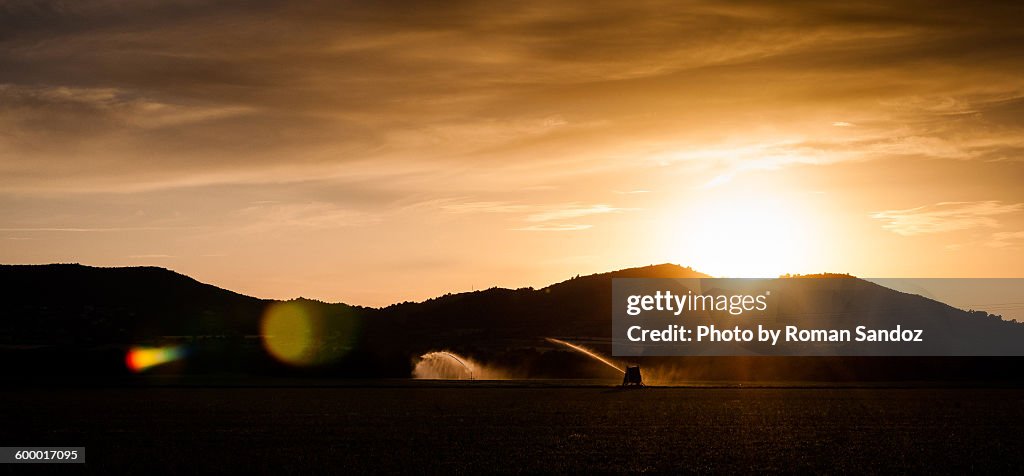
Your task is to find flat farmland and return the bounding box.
[2,383,1022,473]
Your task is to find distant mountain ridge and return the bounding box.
[1,264,268,343]
[1,263,1022,380]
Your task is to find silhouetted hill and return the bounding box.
[372,264,708,351]
[0,263,1022,381]
[0,264,270,344]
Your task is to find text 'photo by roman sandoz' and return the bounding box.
[2,1,1024,473]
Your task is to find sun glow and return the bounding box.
[663,192,820,278]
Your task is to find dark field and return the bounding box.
[2,382,1023,473]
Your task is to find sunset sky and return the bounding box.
[2,1,1023,305]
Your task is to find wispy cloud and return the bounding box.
[525,204,625,223]
[2,1,1023,195]
[0,226,189,232]
[649,139,853,188]
[3,1,1024,303]
[0,84,253,129]
[871,201,1024,236]
[987,231,1024,248]
[440,201,531,214]
[437,199,628,230]
[238,202,381,231]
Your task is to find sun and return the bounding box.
[662,192,819,278]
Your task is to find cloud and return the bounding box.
[3,1,1024,303]
[944,229,1024,250]
[0,226,187,232]
[524,204,625,223]
[440,201,531,214]
[987,231,1024,248]
[237,201,381,231]
[435,198,628,231]
[871,201,1024,236]
[650,139,850,188]
[2,0,1024,194]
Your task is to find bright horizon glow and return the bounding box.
[660,191,822,278]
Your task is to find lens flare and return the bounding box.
[260,300,356,367]
[125,345,186,373]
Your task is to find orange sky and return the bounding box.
[1,1,1023,305]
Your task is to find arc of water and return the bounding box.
[438,351,474,379]
[545,338,625,374]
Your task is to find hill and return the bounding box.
[0,263,1021,381]
[0,264,267,344]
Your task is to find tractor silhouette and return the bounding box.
[622,366,644,387]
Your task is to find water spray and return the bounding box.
[438,351,474,380]
[414,351,477,380]
[545,337,625,374]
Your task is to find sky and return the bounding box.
[1,1,1023,306]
